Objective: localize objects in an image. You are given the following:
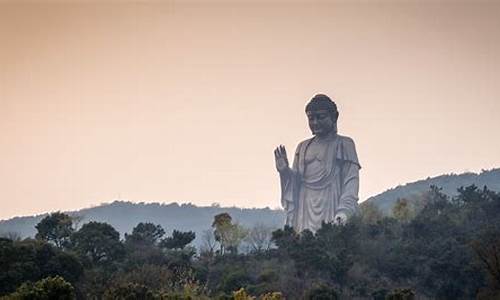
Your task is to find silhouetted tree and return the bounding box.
[125,222,165,247]
[71,222,124,265]
[0,239,82,296]
[160,230,195,250]
[35,212,73,249]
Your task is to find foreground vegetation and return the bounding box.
[1,185,500,299]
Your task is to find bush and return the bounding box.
[304,284,338,300]
[386,288,415,300]
[103,283,155,300]
[7,276,75,300]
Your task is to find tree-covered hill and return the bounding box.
[2,185,500,299]
[2,168,499,243]
[0,201,285,247]
[366,168,500,214]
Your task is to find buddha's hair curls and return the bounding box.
[305,94,338,114]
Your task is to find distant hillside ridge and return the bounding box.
[2,168,499,243]
[0,201,285,247]
[366,168,500,214]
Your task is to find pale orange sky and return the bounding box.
[1,1,499,220]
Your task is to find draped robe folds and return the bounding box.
[280,134,361,232]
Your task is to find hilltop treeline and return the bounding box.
[366,168,500,214]
[1,185,500,299]
[0,202,285,246]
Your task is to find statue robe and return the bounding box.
[280,133,361,232]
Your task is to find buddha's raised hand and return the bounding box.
[274,145,289,173]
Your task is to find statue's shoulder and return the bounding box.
[337,135,356,148]
[337,135,361,167]
[295,137,314,151]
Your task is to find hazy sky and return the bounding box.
[1,1,499,220]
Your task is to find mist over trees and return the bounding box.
[2,185,500,299]
[2,169,499,244]
[0,203,285,247]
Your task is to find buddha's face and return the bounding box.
[306,109,336,137]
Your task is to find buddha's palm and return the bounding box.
[274,145,289,173]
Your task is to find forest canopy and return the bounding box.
[1,185,500,299]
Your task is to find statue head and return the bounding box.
[305,94,339,137]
